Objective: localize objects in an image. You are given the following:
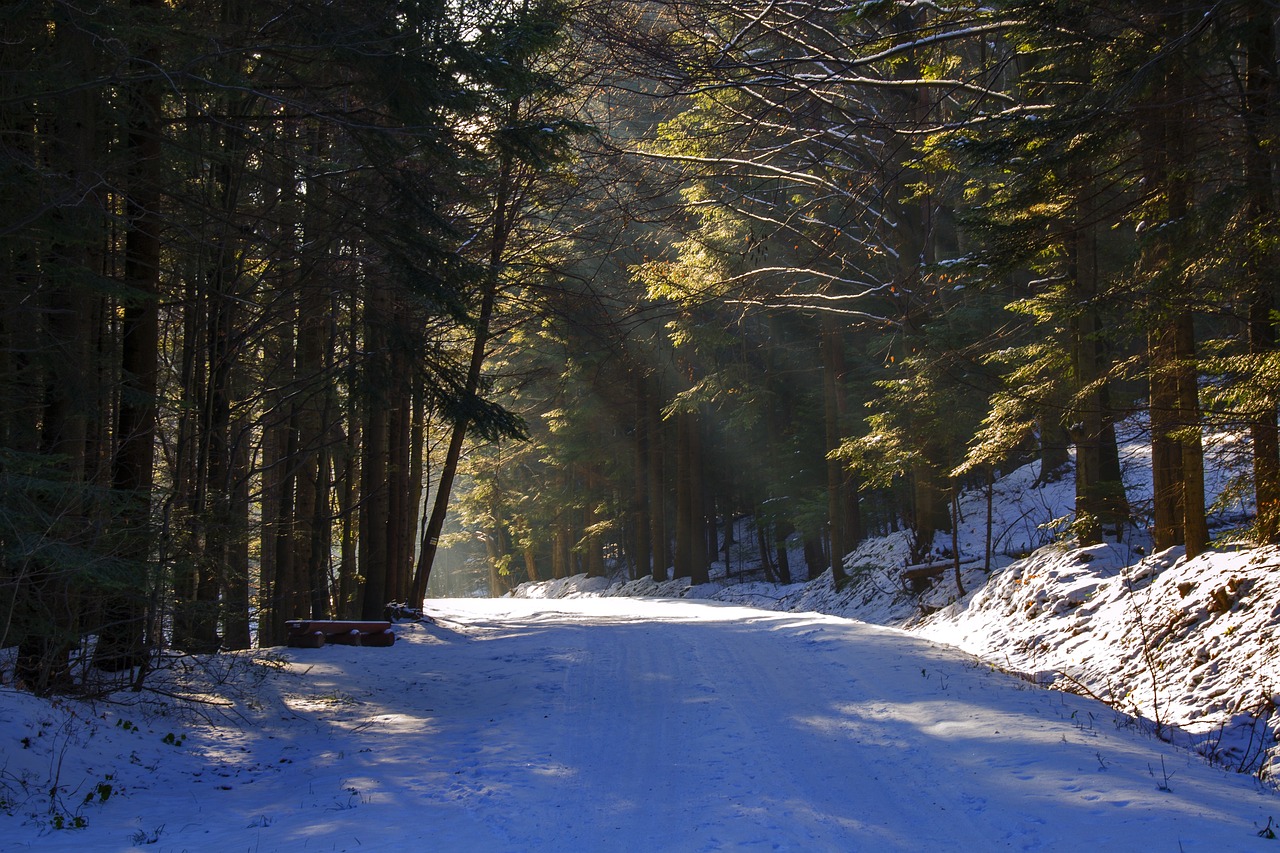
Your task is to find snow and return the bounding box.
[2,431,1279,850]
[1,597,1277,852]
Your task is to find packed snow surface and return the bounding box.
[2,597,1277,851]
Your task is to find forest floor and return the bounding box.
[1,595,1277,852]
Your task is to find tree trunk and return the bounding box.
[911,462,949,563]
[673,409,692,580]
[1067,163,1127,543]
[803,532,824,581]
[17,10,99,689]
[412,96,523,602]
[359,278,391,620]
[1176,313,1208,558]
[774,520,793,585]
[1149,323,1184,551]
[586,468,606,579]
[647,377,667,581]
[950,486,965,598]
[336,378,361,619]
[1038,416,1071,483]
[755,519,776,583]
[386,347,413,602]
[632,371,651,580]
[689,409,709,585]
[1244,1,1280,544]
[523,547,541,583]
[821,318,848,584]
[1142,6,1205,555]
[1069,165,1102,546]
[98,0,164,671]
[222,413,252,649]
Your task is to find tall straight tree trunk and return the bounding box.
[1176,313,1208,558]
[1067,162,1128,543]
[336,378,361,619]
[189,98,251,652]
[673,409,692,580]
[293,122,338,621]
[18,10,99,689]
[359,278,391,621]
[293,291,324,618]
[98,0,164,672]
[1149,323,1184,551]
[1148,316,1205,556]
[688,409,709,585]
[307,444,333,618]
[553,469,571,579]
[222,413,252,648]
[194,275,233,651]
[407,377,427,590]
[272,406,301,632]
[820,318,847,584]
[385,381,406,603]
[647,376,667,581]
[387,322,414,602]
[774,520,793,585]
[1244,2,1280,544]
[358,402,388,619]
[258,404,282,645]
[585,467,607,578]
[1141,21,1206,556]
[632,371,651,581]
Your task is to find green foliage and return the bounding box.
[82,777,114,806]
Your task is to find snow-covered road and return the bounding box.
[5,597,1277,851]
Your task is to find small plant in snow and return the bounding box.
[131,824,165,845]
[82,775,114,806]
[49,810,87,830]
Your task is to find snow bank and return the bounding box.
[919,545,1280,779]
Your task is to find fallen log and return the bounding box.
[901,557,981,593]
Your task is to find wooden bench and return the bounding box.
[285,620,396,649]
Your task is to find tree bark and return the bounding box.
[98,0,164,671]
[673,409,692,580]
[689,409,709,585]
[632,370,652,580]
[1176,313,1208,557]
[1243,1,1280,544]
[821,318,848,584]
[1149,323,1183,551]
[647,376,667,581]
